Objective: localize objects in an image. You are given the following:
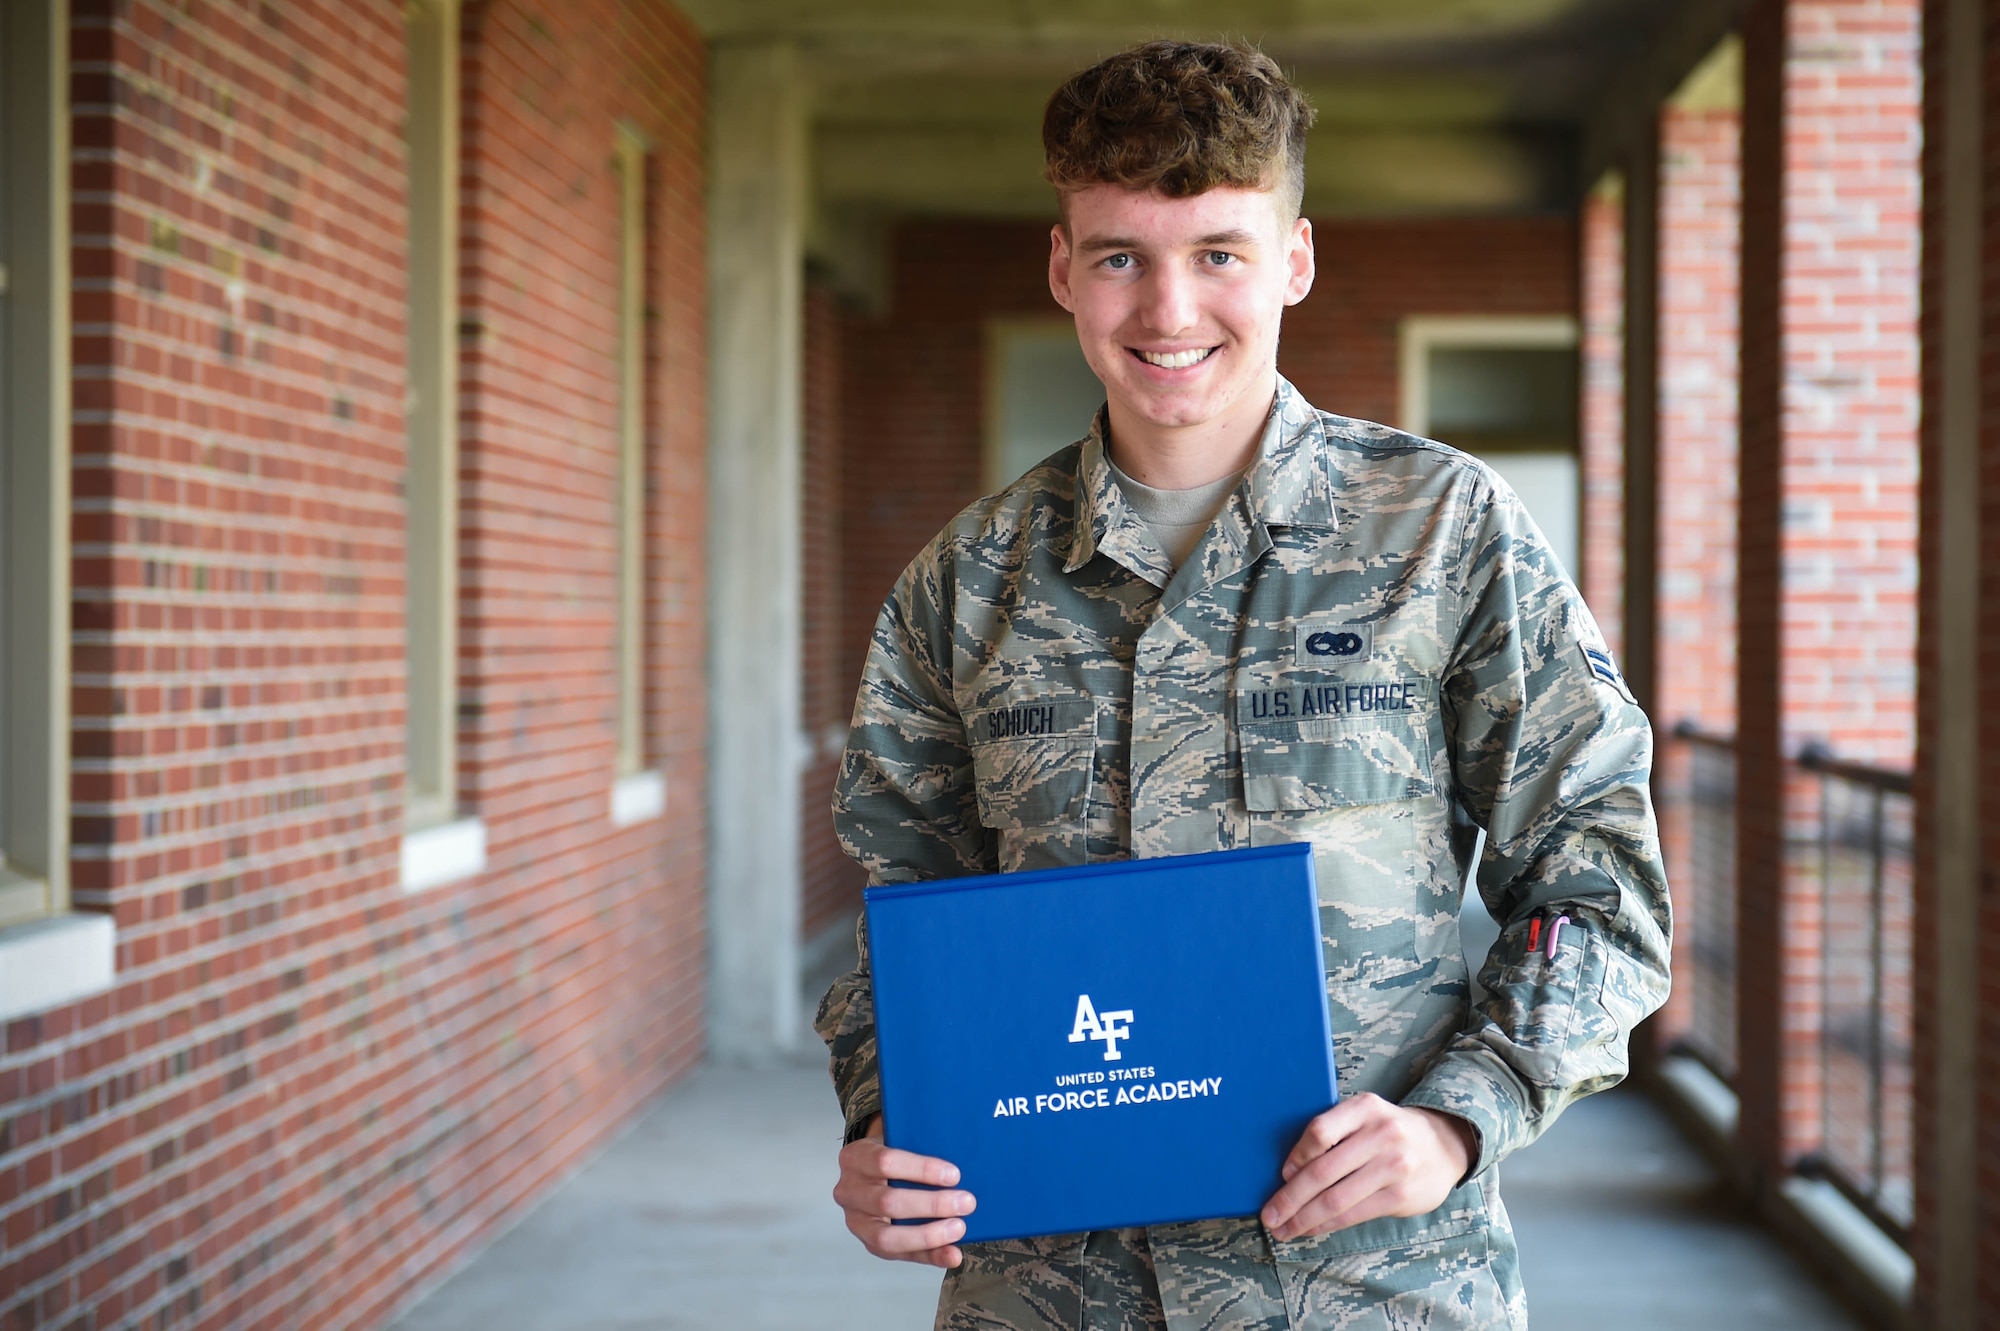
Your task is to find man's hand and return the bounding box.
[1260,1094,1475,1242]
[833,1116,976,1268]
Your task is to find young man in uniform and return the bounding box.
[818,40,1670,1330]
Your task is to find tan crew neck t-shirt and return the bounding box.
[1105,454,1245,572]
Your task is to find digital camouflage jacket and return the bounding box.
[817,378,1672,1330]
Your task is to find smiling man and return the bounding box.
[817,40,1671,1331]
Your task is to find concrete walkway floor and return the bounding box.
[388,1054,1863,1331]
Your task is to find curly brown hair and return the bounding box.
[1042,41,1315,219]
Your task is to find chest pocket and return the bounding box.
[965,697,1094,872]
[965,697,1096,826]
[1236,699,1440,1092]
[1238,709,1435,884]
[1240,710,1434,812]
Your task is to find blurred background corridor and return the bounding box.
[1,0,1992,1327]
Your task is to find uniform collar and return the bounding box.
[1064,376,1337,578]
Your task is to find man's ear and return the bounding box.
[1048,223,1075,312]
[1283,216,1315,307]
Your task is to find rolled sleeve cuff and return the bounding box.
[1401,1046,1536,1178]
[841,1084,883,1146]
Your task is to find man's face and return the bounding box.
[1049,182,1315,440]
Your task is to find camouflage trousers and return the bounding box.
[934,1174,1527,1330]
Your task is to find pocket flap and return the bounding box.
[966,698,1094,829]
[1240,712,1434,811]
[966,698,1096,745]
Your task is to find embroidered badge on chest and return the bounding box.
[1292,621,1373,667]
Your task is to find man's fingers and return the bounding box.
[1279,1106,1349,1180]
[844,1183,977,1222]
[834,1131,972,1269]
[1264,1124,1382,1232]
[897,1240,965,1270]
[1274,1157,1401,1239]
[1279,1094,1385,1181]
[857,1214,969,1259]
[868,1144,962,1187]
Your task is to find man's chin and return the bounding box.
[1111,383,1234,432]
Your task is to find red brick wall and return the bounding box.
[839,222,1057,692]
[801,283,862,942]
[1279,216,1579,431]
[4,4,708,1329]
[1911,7,1939,1308]
[1912,9,1940,1305]
[1736,0,1922,1175]
[1579,183,1627,656]
[838,215,1580,701]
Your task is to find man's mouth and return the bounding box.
[1132,346,1217,369]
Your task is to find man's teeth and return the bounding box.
[1136,347,1214,369]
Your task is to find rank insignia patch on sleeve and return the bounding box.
[1580,642,1635,701]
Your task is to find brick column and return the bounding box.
[1579,176,1626,655]
[1736,0,1922,1179]
[1915,0,1990,1321]
[1658,87,1743,741]
[1653,67,1743,1049]
[1622,131,1662,716]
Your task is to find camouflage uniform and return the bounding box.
[818,378,1672,1330]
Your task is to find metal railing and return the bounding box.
[1669,722,1739,1081]
[1796,746,1914,1238]
[1662,723,1913,1242]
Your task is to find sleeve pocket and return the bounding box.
[1480,919,1606,1090]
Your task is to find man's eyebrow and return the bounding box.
[1076,234,1142,254]
[1074,228,1263,254]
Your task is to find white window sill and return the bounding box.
[0,911,116,1022]
[611,770,667,827]
[401,816,487,893]
[1657,1052,1739,1144]
[1777,1175,1914,1313]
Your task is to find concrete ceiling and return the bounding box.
[682,0,1655,58]
[678,0,1721,291]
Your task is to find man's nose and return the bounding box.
[1139,264,1200,336]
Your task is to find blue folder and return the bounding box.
[866,844,1338,1243]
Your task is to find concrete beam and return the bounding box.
[1580,0,1749,186]
[1309,127,1573,216]
[678,0,1676,52]
[813,122,1574,220]
[707,42,808,1062]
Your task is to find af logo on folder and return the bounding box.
[865,844,1338,1243]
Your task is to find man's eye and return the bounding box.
[1104,253,1134,270]
[1205,251,1235,266]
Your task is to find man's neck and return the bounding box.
[1102,371,1277,490]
